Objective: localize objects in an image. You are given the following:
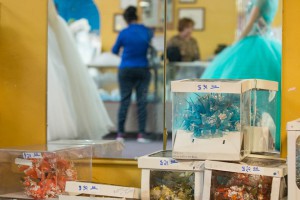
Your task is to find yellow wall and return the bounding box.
[273,0,282,27]
[0,0,48,147]
[281,0,300,157]
[95,0,237,60]
[92,159,141,188]
[95,0,123,52]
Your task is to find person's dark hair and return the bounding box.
[178,18,195,32]
[123,6,138,24]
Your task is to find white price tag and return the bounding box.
[22,152,42,159]
[65,181,140,199]
[15,158,33,166]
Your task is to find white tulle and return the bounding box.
[47,0,113,141]
[48,26,78,141]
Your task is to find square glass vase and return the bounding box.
[138,150,205,200]
[0,144,92,199]
[171,79,278,161]
[203,156,287,200]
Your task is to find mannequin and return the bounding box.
[202,0,281,149]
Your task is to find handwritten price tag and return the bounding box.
[159,159,178,166]
[22,152,42,159]
[197,84,220,91]
[241,165,263,174]
[78,185,99,192]
[65,181,140,199]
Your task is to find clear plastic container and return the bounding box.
[149,170,195,200]
[0,144,92,199]
[210,170,273,199]
[204,157,287,200]
[250,86,279,152]
[171,79,278,160]
[138,150,204,200]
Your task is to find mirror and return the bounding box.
[47,0,169,159]
[47,0,282,158]
[166,0,282,154]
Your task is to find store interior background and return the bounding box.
[1,0,300,187]
[65,0,283,158]
[0,0,300,187]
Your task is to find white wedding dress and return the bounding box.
[47,26,78,141]
[47,0,113,141]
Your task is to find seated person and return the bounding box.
[167,18,200,62]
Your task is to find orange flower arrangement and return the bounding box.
[18,153,77,199]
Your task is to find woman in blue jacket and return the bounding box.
[112,6,153,143]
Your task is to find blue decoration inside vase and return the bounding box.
[180,93,241,138]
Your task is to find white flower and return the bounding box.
[218,113,227,120]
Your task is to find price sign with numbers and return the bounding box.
[22,152,42,159]
[159,159,169,166]
[65,181,140,199]
[159,159,179,166]
[241,165,262,173]
[78,185,98,192]
[197,84,220,91]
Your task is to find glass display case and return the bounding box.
[287,119,300,199]
[0,144,92,199]
[149,171,195,200]
[171,79,278,161]
[48,140,124,158]
[203,156,287,200]
[249,84,279,153]
[138,150,204,200]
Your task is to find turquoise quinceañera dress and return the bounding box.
[201,0,281,150]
